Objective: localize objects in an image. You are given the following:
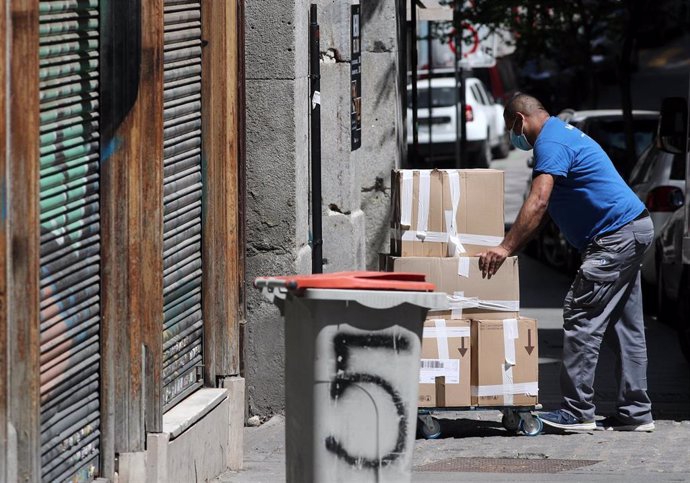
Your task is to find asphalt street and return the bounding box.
[217,148,690,482]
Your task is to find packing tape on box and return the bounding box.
[457,257,470,277]
[400,171,413,226]
[447,293,520,319]
[400,230,503,247]
[435,319,448,358]
[503,318,519,405]
[416,171,431,240]
[503,319,518,365]
[445,171,465,255]
[450,291,465,318]
[471,382,539,397]
[423,320,471,342]
[457,234,504,246]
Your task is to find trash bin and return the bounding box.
[255,271,446,483]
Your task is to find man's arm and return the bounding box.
[478,173,554,277]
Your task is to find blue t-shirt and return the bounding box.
[533,116,645,251]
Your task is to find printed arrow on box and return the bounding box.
[457,338,468,357]
[525,329,535,355]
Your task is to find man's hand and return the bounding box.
[478,173,553,279]
[478,245,510,279]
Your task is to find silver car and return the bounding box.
[629,145,687,285]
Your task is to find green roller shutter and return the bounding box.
[38,0,101,481]
[162,0,204,412]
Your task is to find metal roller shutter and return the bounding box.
[38,0,101,481]
[162,0,204,412]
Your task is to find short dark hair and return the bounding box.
[504,93,547,123]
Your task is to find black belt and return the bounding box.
[597,208,650,239]
[634,208,650,221]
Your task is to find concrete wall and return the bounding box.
[244,0,403,417]
[317,0,366,272]
[359,0,405,269]
[244,0,311,417]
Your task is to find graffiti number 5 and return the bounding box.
[325,333,411,469]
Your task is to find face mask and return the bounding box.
[510,116,533,151]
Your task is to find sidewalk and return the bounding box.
[217,253,690,482]
[218,412,690,482]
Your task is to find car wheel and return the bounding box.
[492,132,511,159]
[676,268,690,364]
[540,220,569,271]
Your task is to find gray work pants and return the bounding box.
[561,215,654,423]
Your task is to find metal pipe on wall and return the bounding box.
[309,4,323,273]
[427,21,433,160]
[453,3,466,168]
[410,1,418,166]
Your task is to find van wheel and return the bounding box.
[492,132,511,159]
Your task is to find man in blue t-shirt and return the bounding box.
[478,94,655,432]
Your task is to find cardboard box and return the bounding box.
[419,318,471,408]
[390,169,505,257]
[382,255,520,320]
[470,317,539,407]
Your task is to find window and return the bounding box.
[470,85,483,105]
[470,83,488,105]
[629,146,659,185]
[407,87,459,109]
[585,117,658,175]
[476,81,492,105]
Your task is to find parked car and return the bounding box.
[406,76,510,167]
[654,95,690,363]
[628,144,686,285]
[524,108,660,273]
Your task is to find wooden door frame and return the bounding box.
[100,0,245,475]
[0,0,8,480]
[6,0,41,480]
[0,0,246,479]
[100,0,164,472]
[201,0,244,383]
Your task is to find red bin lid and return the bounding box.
[254,271,435,292]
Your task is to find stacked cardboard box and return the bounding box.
[471,317,538,407]
[383,168,539,409]
[390,169,505,257]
